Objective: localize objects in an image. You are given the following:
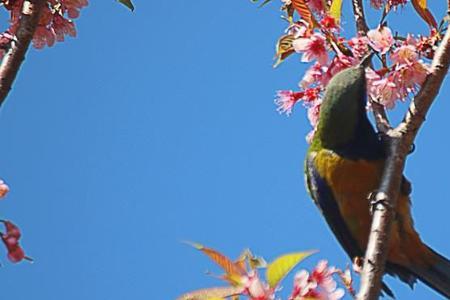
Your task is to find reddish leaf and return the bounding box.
[411,0,437,28]
[187,242,246,285]
[291,0,317,29]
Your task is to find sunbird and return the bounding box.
[305,63,450,298]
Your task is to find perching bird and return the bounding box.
[304,62,450,298]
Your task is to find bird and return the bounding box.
[304,61,450,298]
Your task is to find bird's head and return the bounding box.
[314,62,370,150]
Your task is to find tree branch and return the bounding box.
[0,0,45,107]
[357,23,450,300]
[351,0,391,134]
[352,0,369,34]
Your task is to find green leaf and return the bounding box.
[177,286,244,300]
[118,0,134,11]
[266,251,316,288]
[329,0,343,23]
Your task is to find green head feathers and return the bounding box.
[314,65,368,150]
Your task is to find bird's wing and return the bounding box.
[305,151,395,297]
[305,151,363,260]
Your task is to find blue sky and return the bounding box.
[0,1,449,299]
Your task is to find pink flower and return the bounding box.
[0,220,31,263]
[52,14,77,42]
[275,90,304,115]
[310,260,338,292]
[275,88,321,117]
[307,100,321,127]
[367,26,394,54]
[391,45,418,65]
[32,25,56,49]
[370,76,398,108]
[300,63,323,88]
[3,0,88,49]
[415,30,439,59]
[293,33,329,65]
[324,54,358,85]
[348,36,370,59]
[60,0,89,19]
[0,179,9,198]
[370,0,406,9]
[389,0,408,8]
[395,61,429,98]
[320,16,339,32]
[370,0,385,9]
[289,261,344,300]
[242,271,274,300]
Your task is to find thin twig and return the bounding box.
[357,23,450,300]
[371,100,392,133]
[352,0,369,34]
[351,0,391,133]
[0,0,45,107]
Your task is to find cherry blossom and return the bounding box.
[320,16,339,32]
[275,90,304,115]
[370,0,408,9]
[1,0,88,50]
[300,62,323,88]
[367,26,394,54]
[370,76,399,108]
[348,36,370,59]
[0,179,9,198]
[293,33,329,66]
[289,261,344,300]
[0,220,30,263]
[242,271,275,300]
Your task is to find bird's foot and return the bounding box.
[368,191,394,215]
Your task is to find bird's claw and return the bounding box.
[368,191,393,215]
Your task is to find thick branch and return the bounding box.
[0,0,45,107]
[357,24,450,300]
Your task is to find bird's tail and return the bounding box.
[409,246,450,298]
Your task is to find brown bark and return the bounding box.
[0,0,45,107]
[356,20,450,300]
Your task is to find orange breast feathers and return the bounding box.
[313,149,433,268]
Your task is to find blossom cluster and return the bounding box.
[1,220,31,263]
[0,0,88,56]
[289,261,345,300]
[274,0,440,141]
[0,179,30,263]
[240,260,347,300]
[178,243,353,300]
